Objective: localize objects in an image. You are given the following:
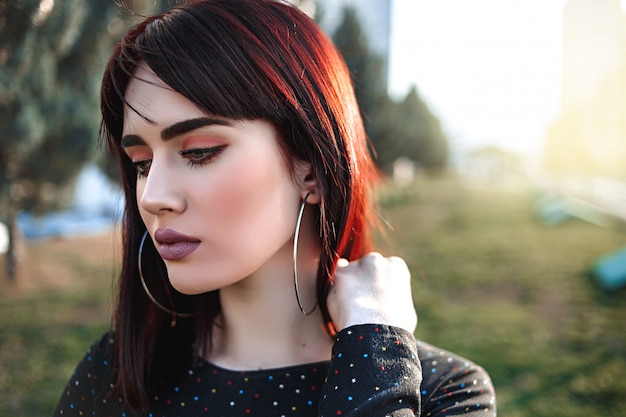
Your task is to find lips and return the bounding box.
[154,228,201,261]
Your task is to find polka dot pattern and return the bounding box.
[53,325,496,416]
[415,341,496,416]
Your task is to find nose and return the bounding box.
[138,158,187,215]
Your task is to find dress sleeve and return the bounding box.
[318,324,422,417]
[417,341,496,416]
[52,333,115,417]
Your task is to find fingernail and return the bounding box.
[337,258,349,267]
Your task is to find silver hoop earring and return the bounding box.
[293,192,318,315]
[138,230,195,327]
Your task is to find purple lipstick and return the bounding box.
[154,228,201,261]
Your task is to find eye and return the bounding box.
[132,159,152,178]
[179,145,226,168]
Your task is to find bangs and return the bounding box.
[142,13,268,118]
[113,5,294,130]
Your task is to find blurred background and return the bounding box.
[1,0,625,416]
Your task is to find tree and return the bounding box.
[330,5,448,173]
[389,86,448,170]
[0,0,132,282]
[331,5,387,147]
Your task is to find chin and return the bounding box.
[166,270,218,296]
[171,283,209,296]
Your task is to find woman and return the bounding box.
[54,1,495,416]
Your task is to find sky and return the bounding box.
[388,0,568,158]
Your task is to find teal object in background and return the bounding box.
[592,246,626,291]
[536,194,611,227]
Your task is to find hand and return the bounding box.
[327,252,418,334]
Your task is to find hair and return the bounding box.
[100,0,379,411]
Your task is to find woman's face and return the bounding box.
[121,64,305,295]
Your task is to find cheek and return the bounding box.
[209,158,289,222]
[202,155,299,250]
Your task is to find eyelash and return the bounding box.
[133,160,152,178]
[132,145,226,178]
[179,145,226,168]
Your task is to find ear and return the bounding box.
[294,159,321,204]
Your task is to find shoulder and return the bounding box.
[65,332,116,395]
[53,333,118,416]
[416,339,496,416]
[73,332,116,384]
[83,332,116,365]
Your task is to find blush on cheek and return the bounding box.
[211,156,296,249]
[213,156,273,216]
[213,172,256,218]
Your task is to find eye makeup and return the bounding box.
[179,145,227,168]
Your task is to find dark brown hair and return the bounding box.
[100,0,378,411]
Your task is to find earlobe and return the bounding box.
[301,187,321,205]
[300,174,321,205]
[294,160,321,204]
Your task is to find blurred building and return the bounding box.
[542,0,626,221]
[461,146,526,189]
[561,0,626,111]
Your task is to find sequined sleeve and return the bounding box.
[318,324,496,417]
[318,324,422,416]
[416,340,496,416]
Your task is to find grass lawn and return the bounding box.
[0,233,116,417]
[376,177,626,417]
[1,176,625,416]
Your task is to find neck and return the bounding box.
[206,231,332,370]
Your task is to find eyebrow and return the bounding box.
[121,117,232,148]
[121,133,147,148]
[161,117,231,140]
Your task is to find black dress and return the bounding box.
[53,324,496,416]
